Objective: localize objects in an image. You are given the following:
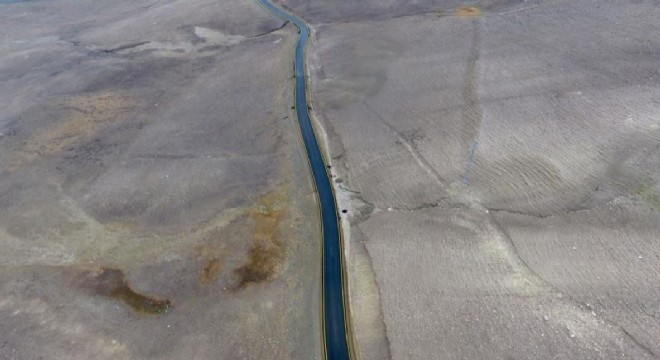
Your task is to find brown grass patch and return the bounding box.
[199,258,223,285]
[232,191,287,290]
[77,267,171,314]
[195,235,228,286]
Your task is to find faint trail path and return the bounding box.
[461,19,482,185]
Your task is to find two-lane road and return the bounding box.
[257,1,352,359]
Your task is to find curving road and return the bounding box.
[257,1,352,359]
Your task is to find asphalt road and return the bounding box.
[258,1,352,359]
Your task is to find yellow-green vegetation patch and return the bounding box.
[455,5,482,17]
[635,184,660,210]
[8,92,137,172]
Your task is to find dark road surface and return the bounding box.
[257,1,352,359]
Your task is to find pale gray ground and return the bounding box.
[275,0,660,358]
[0,1,322,359]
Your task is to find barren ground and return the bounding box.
[273,0,660,358]
[0,0,321,359]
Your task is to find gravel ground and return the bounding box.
[274,0,660,358]
[0,1,321,359]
